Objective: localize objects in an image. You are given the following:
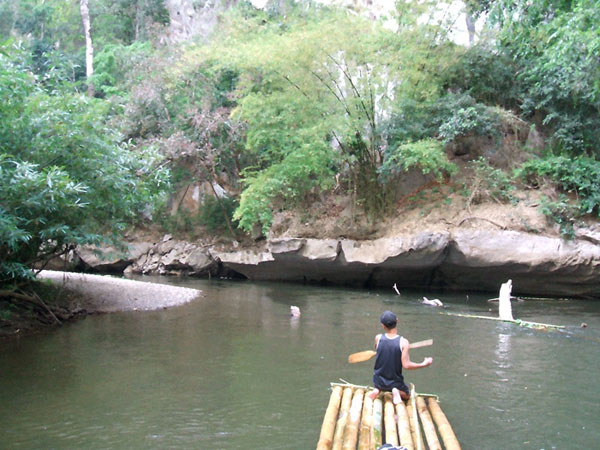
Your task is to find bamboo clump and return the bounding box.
[317,382,460,450]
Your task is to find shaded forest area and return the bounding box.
[1,0,599,327]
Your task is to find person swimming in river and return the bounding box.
[367,310,433,404]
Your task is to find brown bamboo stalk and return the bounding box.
[342,388,365,450]
[332,387,354,450]
[416,396,442,450]
[395,399,414,450]
[358,393,373,449]
[317,385,343,450]
[383,393,399,446]
[371,397,383,450]
[427,397,462,450]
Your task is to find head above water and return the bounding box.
[380,310,397,329]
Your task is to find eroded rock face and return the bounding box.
[77,229,600,298]
[210,230,600,297]
[76,237,217,277]
[441,230,600,296]
[165,0,225,42]
[76,243,152,273]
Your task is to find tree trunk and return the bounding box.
[465,12,476,46]
[135,0,142,41]
[80,0,94,97]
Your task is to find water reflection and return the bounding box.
[1,280,599,449]
[494,332,512,404]
[290,316,300,330]
[495,333,512,370]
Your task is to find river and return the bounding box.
[1,277,599,449]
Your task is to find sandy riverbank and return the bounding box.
[38,270,202,313]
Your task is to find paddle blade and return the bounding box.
[409,338,433,349]
[348,350,376,364]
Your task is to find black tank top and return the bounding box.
[372,334,406,390]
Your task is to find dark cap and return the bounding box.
[380,310,397,328]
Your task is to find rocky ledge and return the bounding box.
[54,229,600,298]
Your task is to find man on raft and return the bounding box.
[367,310,433,404]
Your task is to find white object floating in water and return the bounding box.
[422,297,444,307]
[498,279,514,321]
[290,305,301,317]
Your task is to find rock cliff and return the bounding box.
[66,229,600,299]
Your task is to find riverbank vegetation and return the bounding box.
[1,0,599,328]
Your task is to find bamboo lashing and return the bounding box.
[342,389,365,450]
[416,396,442,450]
[332,387,354,450]
[333,380,370,390]
[427,397,462,450]
[317,385,343,450]
[383,393,399,447]
[371,397,383,449]
[357,394,373,450]
[395,397,414,450]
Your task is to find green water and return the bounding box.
[1,278,599,449]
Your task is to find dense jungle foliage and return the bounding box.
[1,0,599,292]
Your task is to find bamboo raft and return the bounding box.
[316,382,460,450]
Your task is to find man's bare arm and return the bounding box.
[401,337,433,370]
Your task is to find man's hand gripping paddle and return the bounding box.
[348,339,433,363]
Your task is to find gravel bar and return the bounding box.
[38,270,202,313]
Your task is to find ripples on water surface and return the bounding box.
[1,277,599,449]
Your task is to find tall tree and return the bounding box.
[0,49,169,286]
[80,0,94,96]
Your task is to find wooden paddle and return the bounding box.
[348,339,433,363]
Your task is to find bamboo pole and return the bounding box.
[317,385,343,450]
[395,399,414,450]
[383,393,399,446]
[443,312,565,329]
[332,387,354,450]
[342,388,365,450]
[427,397,462,450]
[371,397,383,450]
[416,396,442,450]
[408,386,424,450]
[358,393,373,450]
